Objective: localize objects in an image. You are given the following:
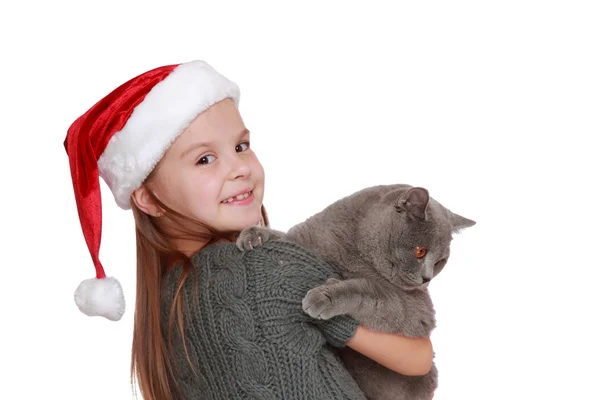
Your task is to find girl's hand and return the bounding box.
[346,325,433,376]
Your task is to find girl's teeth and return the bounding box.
[223,191,251,203]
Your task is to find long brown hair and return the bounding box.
[130,182,269,400]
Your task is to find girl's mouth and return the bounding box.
[221,190,253,204]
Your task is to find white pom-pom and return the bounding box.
[74,277,126,321]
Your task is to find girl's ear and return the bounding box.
[131,185,162,217]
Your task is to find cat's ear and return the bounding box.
[395,187,430,220]
[450,212,476,233]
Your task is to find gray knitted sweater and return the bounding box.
[161,240,367,400]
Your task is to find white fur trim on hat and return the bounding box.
[97,60,241,209]
[74,277,126,321]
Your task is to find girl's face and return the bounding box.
[146,98,265,235]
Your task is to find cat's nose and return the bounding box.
[422,276,431,283]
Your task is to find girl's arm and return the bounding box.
[346,325,433,376]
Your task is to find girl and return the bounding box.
[64,60,433,399]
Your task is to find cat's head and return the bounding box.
[360,186,475,289]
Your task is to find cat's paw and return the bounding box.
[324,278,341,285]
[302,284,341,320]
[236,226,271,251]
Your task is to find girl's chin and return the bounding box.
[219,213,263,231]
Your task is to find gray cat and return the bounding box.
[237,184,475,400]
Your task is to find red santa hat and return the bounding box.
[64,60,240,321]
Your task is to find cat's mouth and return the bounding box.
[388,260,428,289]
[390,271,424,289]
[393,273,430,289]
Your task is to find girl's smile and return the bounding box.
[221,189,254,204]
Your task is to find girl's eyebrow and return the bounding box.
[180,128,250,159]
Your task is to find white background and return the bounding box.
[1,1,598,399]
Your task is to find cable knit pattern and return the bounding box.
[161,240,366,400]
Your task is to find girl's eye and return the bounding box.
[197,155,216,165]
[236,142,250,152]
[416,246,427,259]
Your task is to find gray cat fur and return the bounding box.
[237,184,475,400]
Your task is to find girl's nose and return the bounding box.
[227,153,251,180]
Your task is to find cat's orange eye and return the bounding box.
[416,246,427,258]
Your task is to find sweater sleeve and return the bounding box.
[245,240,361,348]
[284,243,360,348]
[316,314,360,348]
